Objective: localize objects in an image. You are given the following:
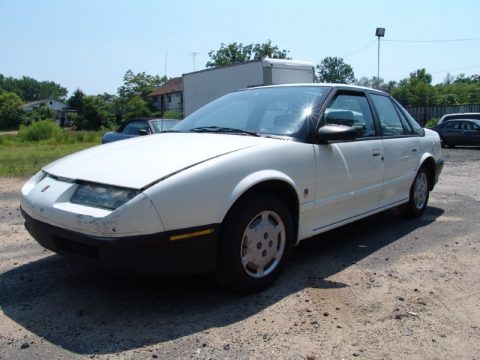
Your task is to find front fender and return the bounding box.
[144,141,315,232]
[220,170,299,221]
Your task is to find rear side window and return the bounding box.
[397,105,424,136]
[462,121,478,130]
[370,94,406,136]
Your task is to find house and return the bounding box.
[148,77,183,114]
[22,99,74,126]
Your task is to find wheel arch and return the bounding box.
[419,155,436,191]
[221,175,300,244]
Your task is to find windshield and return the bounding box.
[173,86,332,138]
[151,119,181,132]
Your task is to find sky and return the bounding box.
[1,0,479,97]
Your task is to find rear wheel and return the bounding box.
[401,167,430,218]
[215,192,294,293]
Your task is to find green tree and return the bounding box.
[206,40,290,68]
[252,40,290,60]
[0,74,67,101]
[409,68,432,85]
[356,76,397,92]
[75,95,115,130]
[0,75,20,96]
[391,69,437,106]
[453,73,480,84]
[206,43,253,68]
[163,110,183,119]
[66,88,85,111]
[117,70,167,102]
[0,92,24,130]
[431,94,459,106]
[23,104,56,126]
[96,93,124,124]
[123,96,151,120]
[316,57,355,84]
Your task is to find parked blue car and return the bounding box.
[432,119,480,147]
[102,118,181,144]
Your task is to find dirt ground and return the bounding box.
[1,148,479,360]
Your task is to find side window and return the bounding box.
[397,104,424,136]
[324,93,376,138]
[393,103,414,135]
[445,121,460,129]
[370,94,405,136]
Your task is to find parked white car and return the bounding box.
[20,84,444,292]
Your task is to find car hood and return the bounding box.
[43,133,269,189]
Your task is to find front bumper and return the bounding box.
[22,209,219,277]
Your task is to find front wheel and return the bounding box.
[440,136,446,148]
[215,192,294,293]
[401,167,430,218]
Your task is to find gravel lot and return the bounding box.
[1,148,479,360]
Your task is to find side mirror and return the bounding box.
[139,129,149,136]
[317,124,357,143]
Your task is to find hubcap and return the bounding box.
[413,172,428,210]
[240,210,286,279]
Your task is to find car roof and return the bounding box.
[150,118,180,121]
[440,112,480,119]
[442,112,480,116]
[447,118,480,122]
[125,118,179,122]
[440,119,480,125]
[245,83,388,95]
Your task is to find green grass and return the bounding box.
[425,117,439,128]
[0,131,103,177]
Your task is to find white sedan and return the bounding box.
[20,84,444,292]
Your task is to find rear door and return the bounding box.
[369,93,421,207]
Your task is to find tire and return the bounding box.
[440,136,446,148]
[215,192,294,293]
[401,167,430,218]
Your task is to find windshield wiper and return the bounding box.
[189,126,260,137]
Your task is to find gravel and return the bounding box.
[1,147,479,359]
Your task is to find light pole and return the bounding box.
[375,27,385,80]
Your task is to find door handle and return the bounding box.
[411,148,418,153]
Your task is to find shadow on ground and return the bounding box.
[0,206,443,354]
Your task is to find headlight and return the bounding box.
[71,183,140,210]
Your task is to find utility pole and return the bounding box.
[192,52,200,71]
[164,51,168,77]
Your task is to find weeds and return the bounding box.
[0,130,103,177]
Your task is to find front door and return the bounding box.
[311,92,384,234]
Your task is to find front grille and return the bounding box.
[53,236,100,258]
